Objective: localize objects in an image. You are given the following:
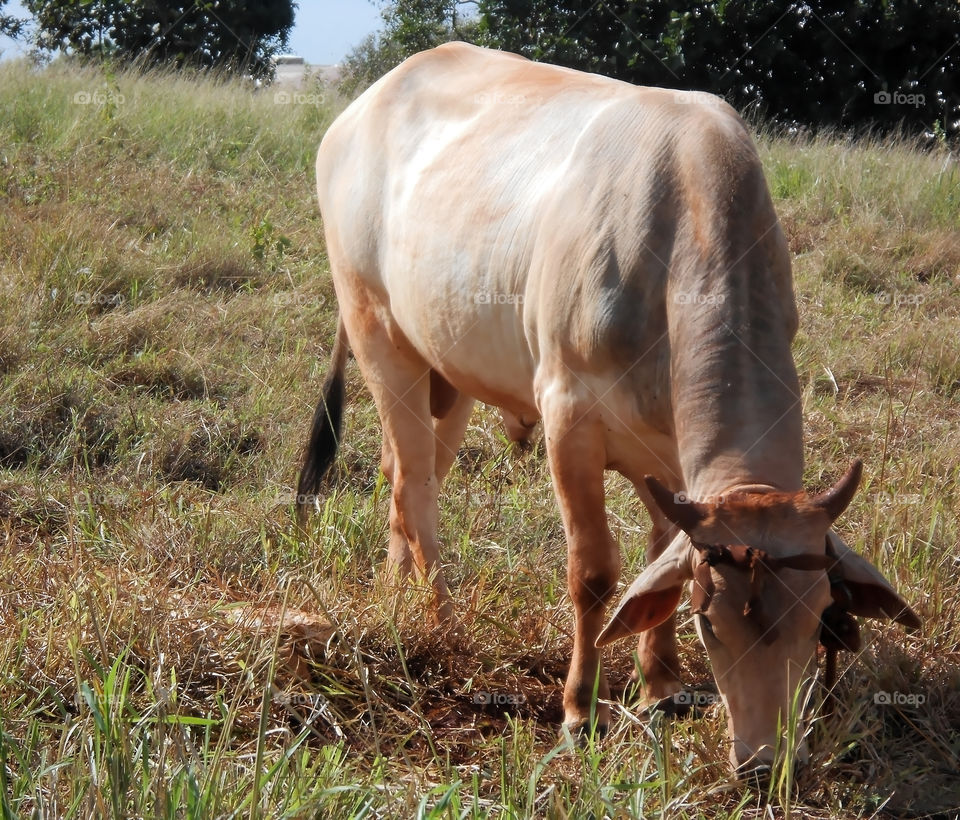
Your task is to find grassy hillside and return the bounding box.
[0,59,958,818]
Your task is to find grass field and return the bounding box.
[0,59,958,818]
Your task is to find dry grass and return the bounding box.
[0,59,958,818]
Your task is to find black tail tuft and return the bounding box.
[296,360,345,526]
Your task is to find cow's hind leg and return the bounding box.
[380,437,414,577]
[541,388,620,732]
[373,367,473,624]
[430,371,475,484]
[345,318,455,622]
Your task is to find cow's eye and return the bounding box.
[698,614,717,641]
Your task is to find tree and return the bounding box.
[340,1,480,96]
[26,0,296,77]
[475,1,960,135]
[0,0,25,40]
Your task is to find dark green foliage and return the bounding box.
[25,0,295,77]
[0,0,24,40]
[476,0,960,135]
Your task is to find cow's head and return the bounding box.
[597,461,920,772]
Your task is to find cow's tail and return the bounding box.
[296,316,349,527]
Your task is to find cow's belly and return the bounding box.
[388,282,539,419]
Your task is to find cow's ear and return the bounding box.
[828,532,921,630]
[596,535,693,647]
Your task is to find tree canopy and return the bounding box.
[339,0,477,96]
[0,0,25,40]
[477,0,960,134]
[342,0,960,136]
[26,0,296,77]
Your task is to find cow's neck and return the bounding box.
[668,266,804,499]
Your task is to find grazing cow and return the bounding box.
[297,43,919,771]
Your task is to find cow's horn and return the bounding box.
[811,459,863,522]
[643,475,709,533]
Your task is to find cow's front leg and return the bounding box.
[635,517,683,704]
[542,391,620,733]
[636,614,683,705]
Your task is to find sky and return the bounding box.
[0,0,385,65]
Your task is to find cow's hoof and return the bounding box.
[628,670,684,705]
[650,693,693,717]
[562,720,609,744]
[648,688,716,718]
[433,613,469,645]
[508,433,534,452]
[736,763,773,790]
